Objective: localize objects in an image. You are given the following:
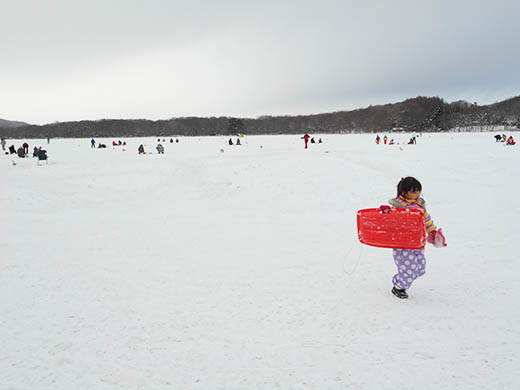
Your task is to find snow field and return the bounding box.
[1,132,519,389]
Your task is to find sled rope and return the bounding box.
[343,240,363,276]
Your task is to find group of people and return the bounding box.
[375,135,395,145]
[494,134,516,145]
[138,143,167,154]
[91,138,127,148]
[160,138,179,144]
[89,137,179,154]
[91,139,107,148]
[228,138,242,146]
[139,138,179,154]
[301,134,323,148]
[376,134,421,145]
[1,138,48,161]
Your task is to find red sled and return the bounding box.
[357,208,426,249]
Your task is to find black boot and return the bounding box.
[392,286,408,299]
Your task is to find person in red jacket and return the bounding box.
[301,133,310,149]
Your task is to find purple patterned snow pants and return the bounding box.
[392,249,426,290]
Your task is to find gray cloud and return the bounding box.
[1,0,519,124]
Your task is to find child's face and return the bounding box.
[404,190,421,201]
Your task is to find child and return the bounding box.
[388,177,446,299]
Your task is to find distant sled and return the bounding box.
[357,208,426,249]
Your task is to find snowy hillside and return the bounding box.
[2,132,519,389]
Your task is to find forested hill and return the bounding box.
[2,96,520,139]
[0,118,29,129]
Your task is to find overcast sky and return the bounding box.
[1,0,519,125]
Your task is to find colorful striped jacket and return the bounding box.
[389,195,437,233]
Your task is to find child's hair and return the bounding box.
[397,176,422,196]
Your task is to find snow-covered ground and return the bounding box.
[1,132,519,389]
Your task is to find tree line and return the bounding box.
[2,95,520,139]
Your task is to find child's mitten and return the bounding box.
[430,228,447,247]
[379,205,391,213]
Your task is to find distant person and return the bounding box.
[494,134,502,142]
[138,144,145,154]
[389,138,395,145]
[17,147,25,158]
[22,142,29,154]
[156,143,165,154]
[506,136,516,145]
[170,138,174,143]
[318,138,323,144]
[310,137,316,144]
[301,133,310,149]
[47,137,50,144]
[9,145,16,154]
[236,138,241,145]
[112,141,117,146]
[118,140,122,145]
[1,138,6,151]
[91,138,96,148]
[37,149,48,164]
[228,138,233,145]
[33,146,39,157]
[375,135,381,144]
[502,134,507,142]
[176,139,179,143]
[383,135,388,145]
[98,143,106,149]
